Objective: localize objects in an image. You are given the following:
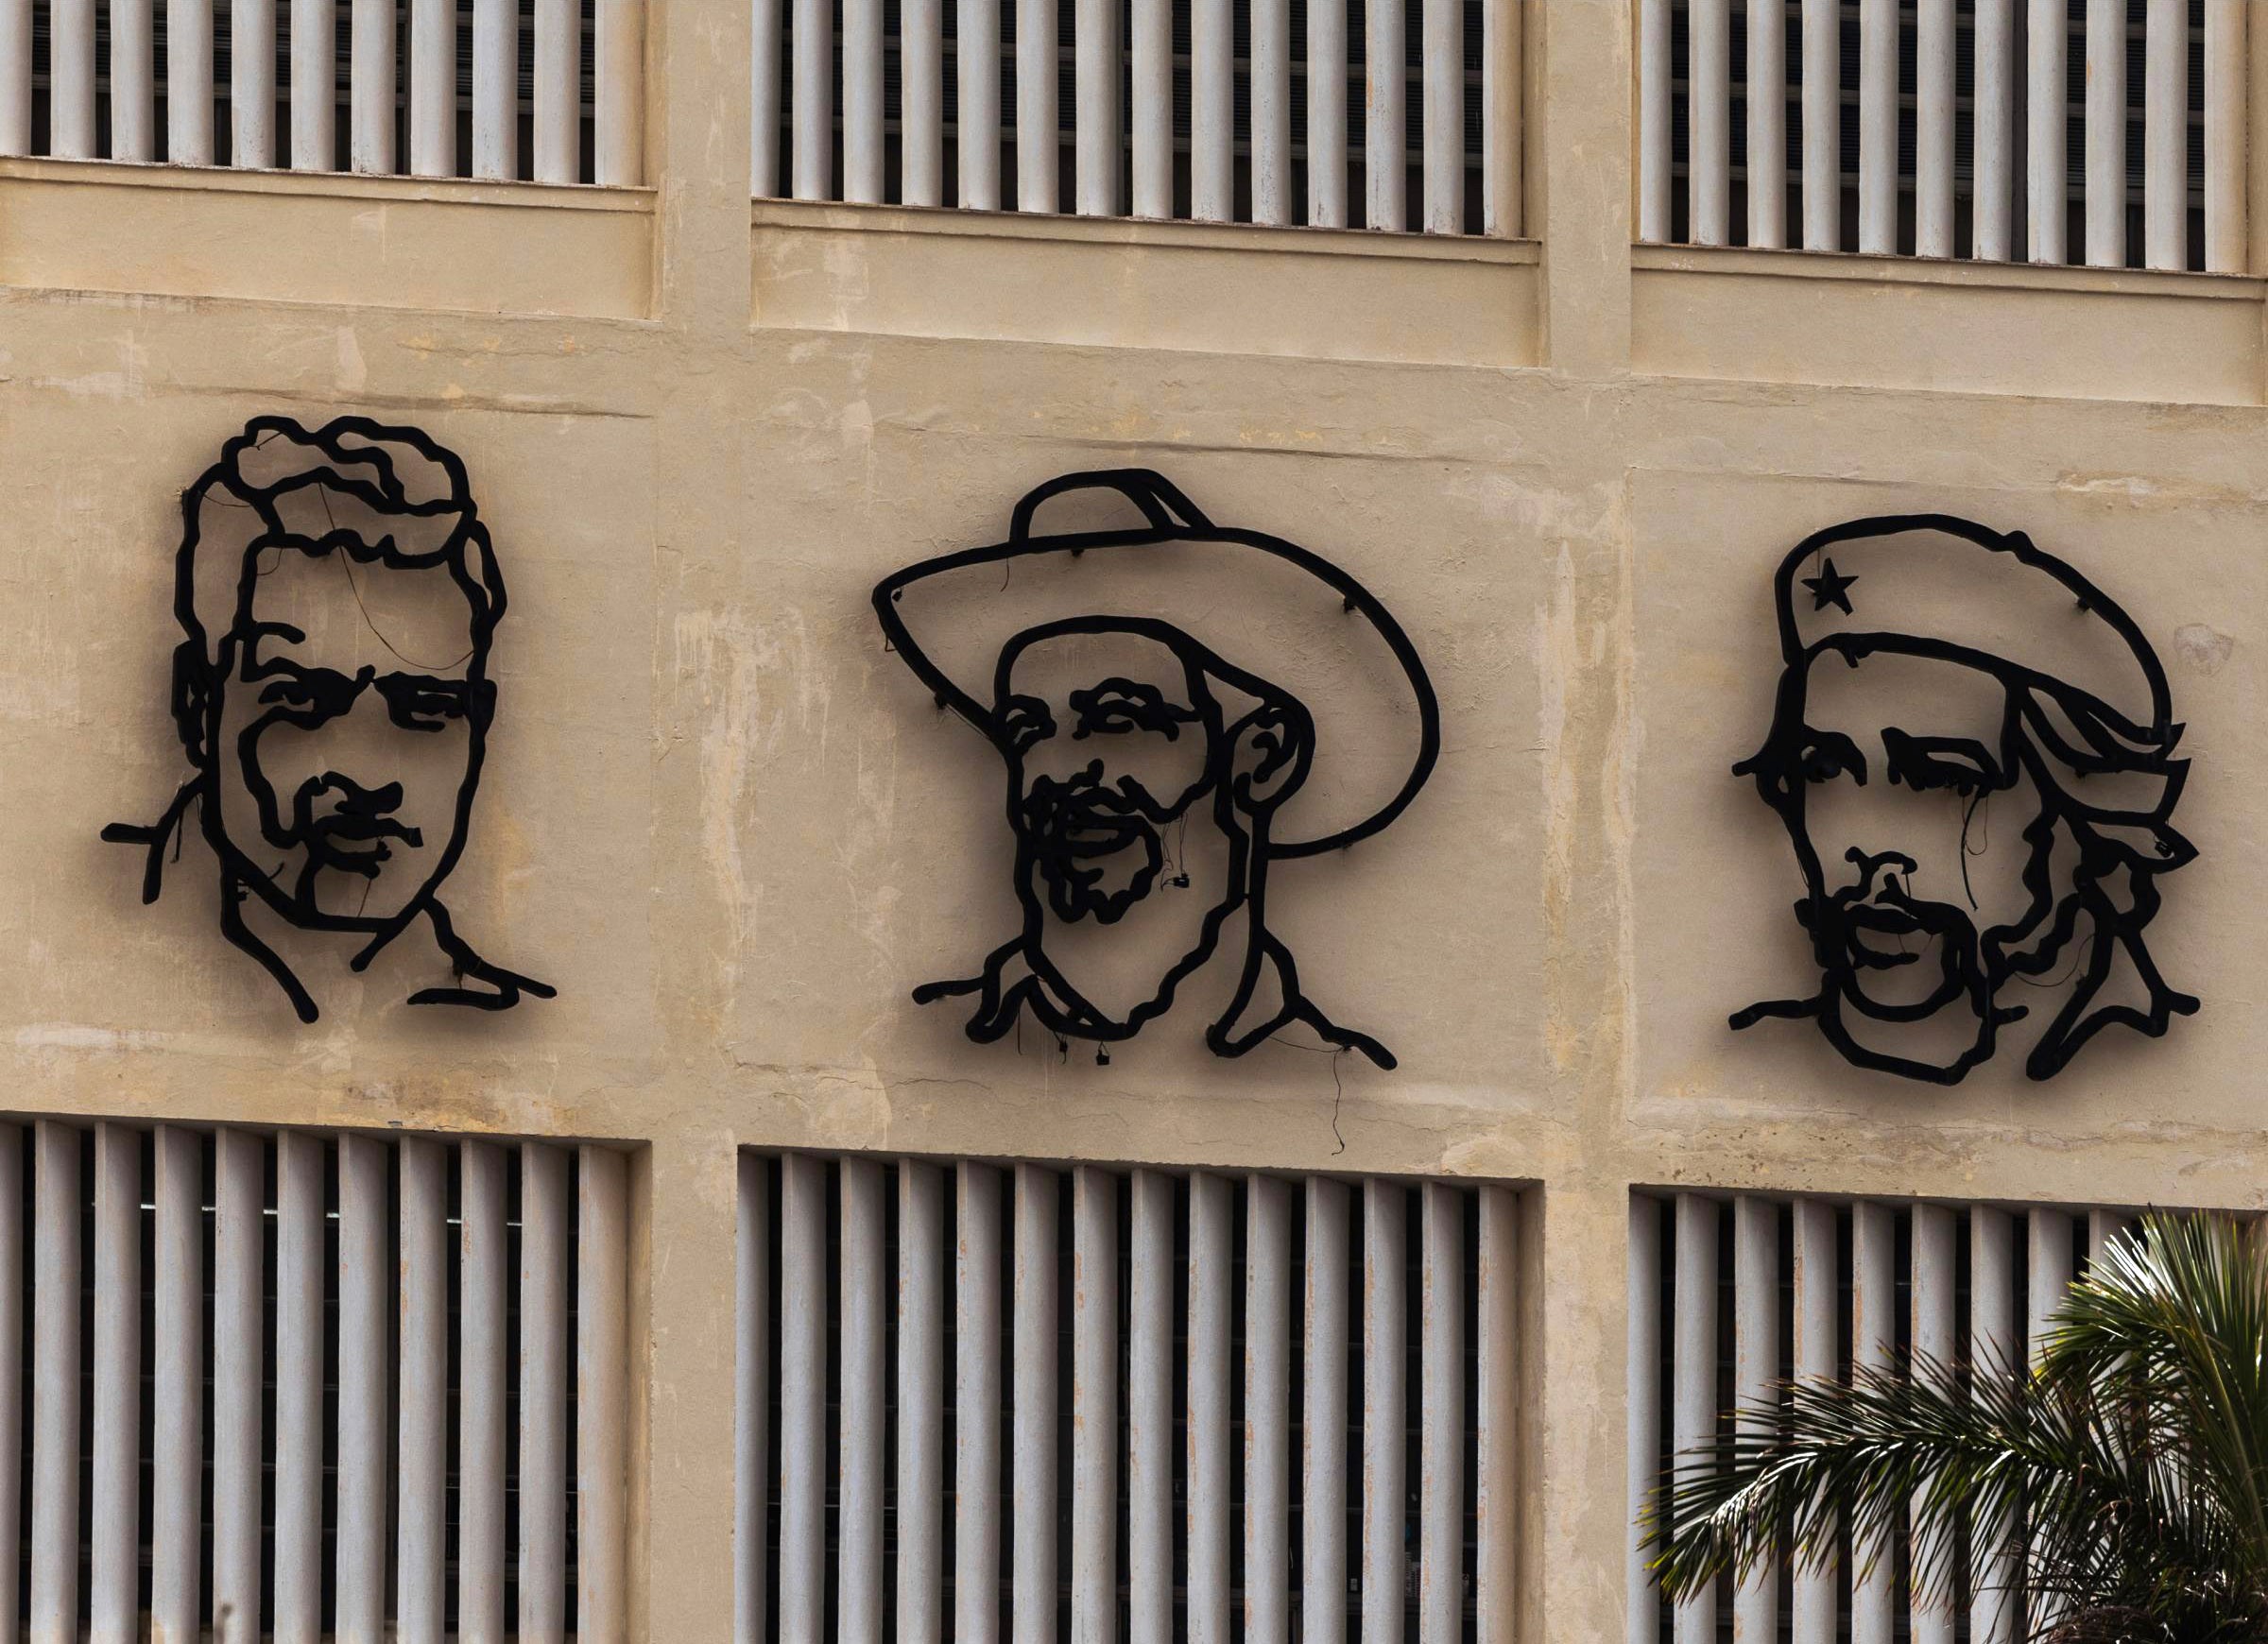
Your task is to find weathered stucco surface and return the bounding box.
[5,5,2268,1637]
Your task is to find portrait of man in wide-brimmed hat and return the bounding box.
[874,470,1439,1069]
[1733,513,2195,1085]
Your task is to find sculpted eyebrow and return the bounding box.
[1070,678,1199,736]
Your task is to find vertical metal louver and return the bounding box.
[737,1151,1525,1644]
[0,1117,632,1644]
[1626,1188,2162,1644]
[0,0,641,182]
[1638,0,2245,270]
[751,0,1526,237]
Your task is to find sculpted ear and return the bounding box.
[169,640,213,769]
[1229,701,1314,813]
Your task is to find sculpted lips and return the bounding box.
[1026,780,1155,850]
[1047,802,1145,856]
[1841,900,1933,965]
[308,812,421,853]
[294,775,423,873]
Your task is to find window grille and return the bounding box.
[736,1150,1525,1644]
[0,0,642,183]
[751,0,1525,235]
[1638,0,2246,272]
[0,1117,630,1643]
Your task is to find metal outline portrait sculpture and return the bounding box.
[104,415,555,1023]
[875,470,1440,1069]
[1732,513,2195,1085]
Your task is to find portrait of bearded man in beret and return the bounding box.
[1732,514,2194,1085]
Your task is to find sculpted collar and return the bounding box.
[924,932,1394,1069]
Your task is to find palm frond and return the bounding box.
[1644,1208,2268,1638]
[2046,1214,2268,1593]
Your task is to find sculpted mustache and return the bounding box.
[307,813,423,846]
[1022,787,1169,830]
[1793,851,1971,926]
[1794,882,1980,949]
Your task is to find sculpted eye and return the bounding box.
[1084,697,1160,736]
[1070,679,1194,740]
[998,695,1056,755]
[375,675,472,732]
[258,668,361,721]
[1882,728,2000,796]
[1797,733,1866,785]
[1912,760,1985,795]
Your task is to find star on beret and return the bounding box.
[1803,557,1859,615]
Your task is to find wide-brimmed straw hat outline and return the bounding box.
[873,469,1441,858]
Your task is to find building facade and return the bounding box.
[0,0,2263,1640]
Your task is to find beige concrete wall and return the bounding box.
[4,1,2268,1637]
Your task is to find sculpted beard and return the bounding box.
[1019,773,1195,924]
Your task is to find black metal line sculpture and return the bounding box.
[103,415,554,1023]
[875,470,1439,1069]
[1733,513,2194,1085]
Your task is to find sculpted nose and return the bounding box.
[1845,848,1920,896]
[313,773,404,815]
[1846,848,1917,873]
[1032,755,1105,790]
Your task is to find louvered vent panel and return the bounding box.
[0,1118,631,1644]
[736,1150,1526,1644]
[1626,1188,2172,1644]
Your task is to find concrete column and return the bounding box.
[1537,0,1635,377]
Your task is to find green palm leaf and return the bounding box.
[1642,1211,2268,1642]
